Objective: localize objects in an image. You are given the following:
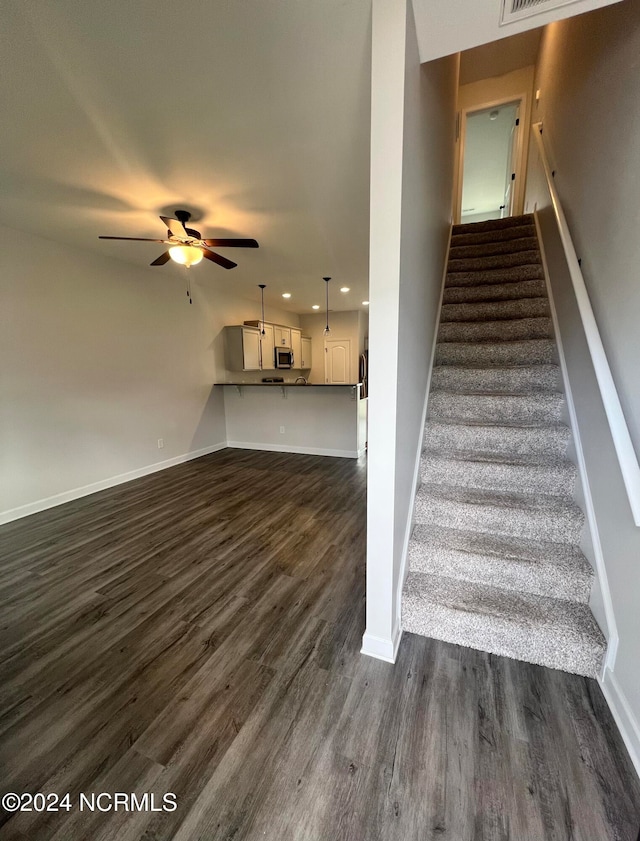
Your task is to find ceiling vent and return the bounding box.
[500,0,580,25]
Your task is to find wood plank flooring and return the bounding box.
[0,448,638,840]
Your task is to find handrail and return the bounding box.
[532,122,640,527]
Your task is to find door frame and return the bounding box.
[453,92,528,225]
[324,337,352,384]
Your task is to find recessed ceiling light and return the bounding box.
[362,300,369,306]
[312,304,320,310]
[282,293,291,298]
[340,286,350,293]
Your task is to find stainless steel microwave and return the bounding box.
[275,348,293,369]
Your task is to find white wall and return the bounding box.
[224,386,364,458]
[299,310,365,385]
[525,0,640,773]
[363,0,457,661]
[0,228,295,521]
[411,0,623,61]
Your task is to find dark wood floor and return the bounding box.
[0,449,638,841]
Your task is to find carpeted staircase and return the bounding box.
[402,214,606,678]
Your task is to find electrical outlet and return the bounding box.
[279,426,285,434]
[157,438,164,449]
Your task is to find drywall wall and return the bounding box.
[525,0,640,773]
[363,0,457,661]
[224,386,364,457]
[0,227,295,521]
[299,310,364,385]
[411,0,623,62]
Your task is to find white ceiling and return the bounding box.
[0,1,372,315]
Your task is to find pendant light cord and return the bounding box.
[259,284,266,333]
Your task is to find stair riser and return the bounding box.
[449,237,539,260]
[451,225,537,248]
[424,423,571,457]
[421,455,577,498]
[447,265,544,287]
[443,279,546,304]
[429,392,564,425]
[441,298,550,323]
[431,365,562,393]
[448,250,541,273]
[453,215,534,236]
[407,542,590,602]
[435,340,556,366]
[414,494,584,543]
[402,597,602,678]
[438,318,553,344]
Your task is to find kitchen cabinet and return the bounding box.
[274,325,291,347]
[260,323,275,370]
[290,328,302,369]
[224,326,262,371]
[300,336,312,369]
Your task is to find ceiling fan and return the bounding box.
[99,209,259,269]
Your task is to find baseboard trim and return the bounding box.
[226,441,361,459]
[361,625,403,664]
[0,442,228,525]
[599,667,640,781]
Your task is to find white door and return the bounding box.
[324,338,351,384]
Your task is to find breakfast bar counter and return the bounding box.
[215,382,366,458]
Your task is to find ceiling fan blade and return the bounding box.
[99,236,170,242]
[150,251,171,266]
[202,238,259,248]
[160,215,189,239]
[202,249,237,269]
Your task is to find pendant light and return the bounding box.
[258,284,266,334]
[323,276,331,336]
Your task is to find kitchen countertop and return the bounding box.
[215,382,362,388]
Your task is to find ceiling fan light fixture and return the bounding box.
[169,245,203,267]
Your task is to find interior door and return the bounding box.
[324,338,351,384]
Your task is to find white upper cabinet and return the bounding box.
[224,326,262,371]
[290,328,302,369]
[260,323,275,370]
[300,336,312,370]
[274,325,291,347]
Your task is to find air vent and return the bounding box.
[500,0,581,25]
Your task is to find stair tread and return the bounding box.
[422,447,575,470]
[410,523,588,566]
[448,250,541,272]
[449,236,540,259]
[408,524,593,602]
[451,225,537,248]
[442,279,546,304]
[453,215,534,235]
[416,481,583,518]
[441,298,550,323]
[402,570,605,677]
[438,323,554,348]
